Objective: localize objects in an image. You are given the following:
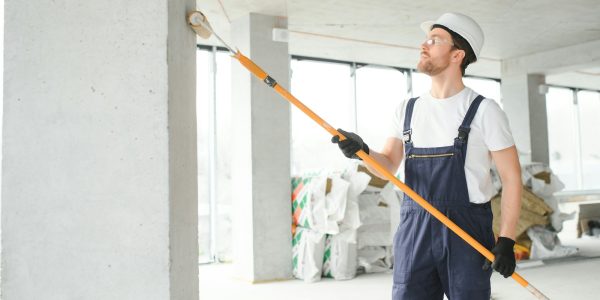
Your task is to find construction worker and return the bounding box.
[332,12,522,300]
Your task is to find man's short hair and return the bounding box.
[432,24,477,76]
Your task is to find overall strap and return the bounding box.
[402,97,419,143]
[457,95,485,142]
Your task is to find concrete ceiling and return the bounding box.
[197,0,600,89]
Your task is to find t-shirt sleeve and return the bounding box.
[480,99,515,151]
[388,98,407,140]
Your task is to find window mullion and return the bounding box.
[209,46,218,263]
[407,69,413,98]
[351,62,358,132]
[573,89,584,190]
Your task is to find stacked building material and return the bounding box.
[290,162,402,282]
[491,163,577,260]
[491,186,553,259]
[290,168,370,282]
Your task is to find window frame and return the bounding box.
[546,84,600,194]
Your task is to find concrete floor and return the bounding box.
[199,236,600,300]
[200,203,600,300]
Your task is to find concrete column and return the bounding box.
[2,1,198,299]
[230,13,292,282]
[500,73,549,164]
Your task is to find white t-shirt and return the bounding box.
[389,87,514,204]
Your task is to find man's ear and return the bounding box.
[452,49,465,63]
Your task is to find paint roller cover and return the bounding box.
[188,11,212,39]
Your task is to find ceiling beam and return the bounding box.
[502,39,600,76]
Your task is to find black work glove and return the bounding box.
[483,236,516,278]
[331,128,369,160]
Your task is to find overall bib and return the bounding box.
[392,95,495,300]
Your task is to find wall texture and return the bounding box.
[2,0,197,298]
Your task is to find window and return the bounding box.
[547,87,578,190]
[546,87,600,191]
[464,76,502,107]
[577,90,600,190]
[197,47,233,263]
[290,59,354,175]
[411,71,431,97]
[355,65,407,151]
[197,48,212,262]
[214,51,233,261]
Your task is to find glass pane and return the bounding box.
[356,66,407,151]
[464,77,502,108]
[197,49,212,262]
[215,51,233,261]
[411,71,431,97]
[578,90,600,190]
[290,59,354,175]
[546,87,578,190]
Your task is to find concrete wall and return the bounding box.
[526,75,549,165]
[500,74,549,164]
[231,13,293,282]
[2,0,197,299]
[167,0,199,298]
[501,74,533,163]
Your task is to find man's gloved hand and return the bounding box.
[331,129,369,160]
[482,236,516,278]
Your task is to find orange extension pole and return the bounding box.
[232,50,549,300]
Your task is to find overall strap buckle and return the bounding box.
[403,129,412,143]
[456,95,485,143]
[457,127,470,142]
[402,97,419,144]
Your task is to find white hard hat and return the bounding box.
[421,12,484,60]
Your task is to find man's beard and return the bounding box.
[417,58,449,76]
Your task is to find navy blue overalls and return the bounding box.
[392,95,495,300]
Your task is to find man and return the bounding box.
[332,12,522,300]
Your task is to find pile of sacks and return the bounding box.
[291,163,402,282]
[491,162,577,260]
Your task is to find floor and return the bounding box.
[199,237,600,300]
[199,204,600,300]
